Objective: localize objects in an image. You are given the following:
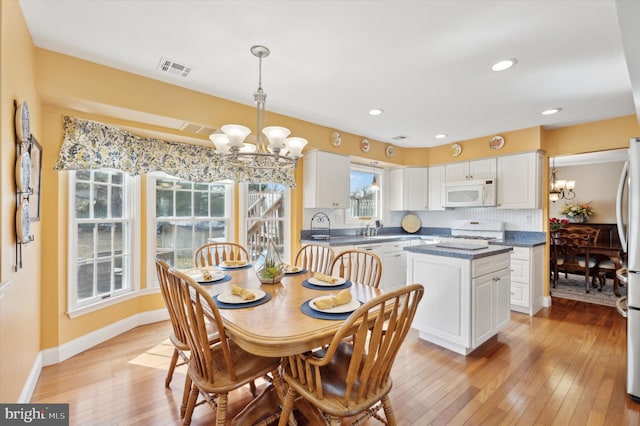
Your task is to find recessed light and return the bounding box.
[542,108,562,115]
[435,134,447,139]
[491,58,518,72]
[368,108,384,116]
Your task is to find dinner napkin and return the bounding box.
[231,284,256,300]
[201,269,214,281]
[222,259,247,267]
[313,289,352,310]
[313,272,339,284]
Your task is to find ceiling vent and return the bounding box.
[157,57,192,78]
[179,121,217,136]
[391,135,408,141]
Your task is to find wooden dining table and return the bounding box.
[201,265,384,424]
[204,265,383,357]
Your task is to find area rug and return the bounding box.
[550,273,626,307]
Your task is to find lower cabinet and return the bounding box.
[407,251,511,355]
[509,245,544,315]
[381,241,411,291]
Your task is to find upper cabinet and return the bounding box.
[428,165,446,211]
[303,150,350,209]
[445,158,496,182]
[387,167,428,211]
[497,151,543,209]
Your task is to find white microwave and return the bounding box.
[444,178,496,208]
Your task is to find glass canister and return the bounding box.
[256,238,285,284]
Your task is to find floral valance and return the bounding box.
[54,116,296,187]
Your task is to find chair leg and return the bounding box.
[328,417,341,426]
[215,393,228,426]
[181,374,192,418]
[183,383,199,425]
[278,388,298,426]
[381,394,397,426]
[166,348,180,387]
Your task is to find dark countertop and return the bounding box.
[404,244,513,259]
[300,234,420,247]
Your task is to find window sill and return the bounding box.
[67,288,158,319]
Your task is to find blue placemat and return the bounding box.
[198,274,231,286]
[302,279,352,291]
[284,268,307,276]
[216,263,253,271]
[214,292,272,309]
[300,299,362,320]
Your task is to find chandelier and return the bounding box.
[549,158,576,202]
[209,45,307,185]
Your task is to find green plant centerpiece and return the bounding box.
[256,238,285,284]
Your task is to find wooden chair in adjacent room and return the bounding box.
[278,284,425,426]
[294,243,335,274]
[551,227,600,293]
[194,242,250,268]
[167,268,287,426]
[329,249,382,288]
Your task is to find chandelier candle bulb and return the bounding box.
[284,137,308,158]
[220,124,251,147]
[209,133,231,154]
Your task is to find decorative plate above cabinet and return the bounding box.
[360,139,371,153]
[449,143,462,157]
[330,131,342,147]
[489,135,505,150]
[385,145,395,158]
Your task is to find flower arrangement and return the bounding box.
[560,202,594,219]
[549,217,569,231]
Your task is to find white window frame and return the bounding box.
[239,183,292,264]
[145,172,234,288]
[345,163,383,225]
[67,170,140,318]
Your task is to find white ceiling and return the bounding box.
[17,0,640,148]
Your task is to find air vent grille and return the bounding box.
[392,135,408,141]
[157,57,192,78]
[179,122,217,136]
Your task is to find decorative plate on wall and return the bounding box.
[16,199,31,243]
[360,139,371,153]
[15,101,30,142]
[385,145,395,158]
[15,149,31,193]
[449,143,462,157]
[489,135,505,150]
[330,131,342,147]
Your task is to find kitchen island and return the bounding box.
[405,243,513,355]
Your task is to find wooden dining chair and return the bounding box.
[551,228,600,293]
[155,259,223,417]
[167,268,287,426]
[330,249,382,288]
[294,244,335,274]
[278,284,424,426]
[194,242,249,267]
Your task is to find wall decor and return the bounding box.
[330,131,342,147]
[360,139,371,153]
[449,143,462,157]
[385,145,395,158]
[29,136,42,221]
[489,135,505,150]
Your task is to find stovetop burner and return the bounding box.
[450,235,497,240]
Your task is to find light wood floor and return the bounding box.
[32,297,640,425]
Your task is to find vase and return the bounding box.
[256,238,285,284]
[567,216,585,223]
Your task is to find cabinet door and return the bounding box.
[404,167,428,210]
[387,168,404,211]
[494,268,511,330]
[472,273,495,347]
[428,165,445,211]
[497,152,541,209]
[303,150,350,208]
[382,250,406,291]
[445,162,469,181]
[469,158,496,179]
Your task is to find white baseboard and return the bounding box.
[543,295,552,307]
[19,352,43,403]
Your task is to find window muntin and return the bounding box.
[152,175,232,270]
[70,170,133,310]
[348,165,381,221]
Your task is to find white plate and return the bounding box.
[189,271,225,283]
[15,101,30,142]
[285,265,303,274]
[310,297,360,314]
[217,289,265,304]
[308,276,346,287]
[16,150,31,193]
[401,214,421,233]
[16,199,31,243]
[449,143,462,157]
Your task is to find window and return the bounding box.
[348,165,381,221]
[150,174,233,271]
[240,183,290,264]
[69,170,136,313]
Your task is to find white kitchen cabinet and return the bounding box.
[381,240,411,291]
[303,150,350,209]
[428,165,446,211]
[387,167,428,211]
[497,151,543,209]
[509,245,544,315]
[445,158,496,182]
[407,250,511,355]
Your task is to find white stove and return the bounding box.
[439,220,505,247]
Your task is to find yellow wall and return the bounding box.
[0,0,42,402]
[3,0,640,403]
